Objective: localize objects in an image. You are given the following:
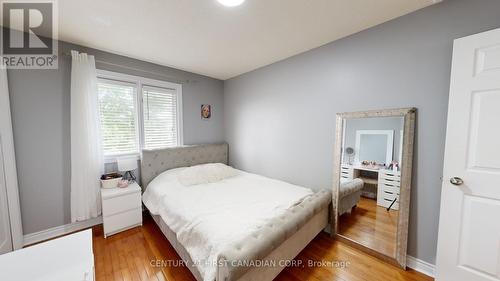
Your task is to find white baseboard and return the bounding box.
[407,255,435,278]
[23,216,102,246]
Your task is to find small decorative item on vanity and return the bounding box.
[361,160,380,169]
[201,104,211,119]
[388,161,399,172]
[100,173,123,189]
[117,156,138,182]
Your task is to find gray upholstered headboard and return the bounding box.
[141,143,228,188]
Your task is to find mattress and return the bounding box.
[142,166,331,281]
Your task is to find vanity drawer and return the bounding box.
[379,179,401,188]
[102,191,141,217]
[381,198,399,210]
[341,171,353,179]
[103,208,142,237]
[377,196,400,210]
[379,185,400,193]
[382,190,400,200]
[379,170,401,182]
[341,165,353,179]
[378,170,401,190]
[377,190,400,210]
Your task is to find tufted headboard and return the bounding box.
[141,143,228,189]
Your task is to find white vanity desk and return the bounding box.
[341,164,401,210]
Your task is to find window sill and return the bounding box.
[104,153,140,164]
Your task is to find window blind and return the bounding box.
[142,86,178,149]
[98,81,138,155]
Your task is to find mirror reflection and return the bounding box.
[338,116,404,258]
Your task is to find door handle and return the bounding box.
[450,177,464,186]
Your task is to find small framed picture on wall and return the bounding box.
[201,104,211,119]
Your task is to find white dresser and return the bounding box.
[101,182,142,238]
[376,169,401,210]
[0,230,94,281]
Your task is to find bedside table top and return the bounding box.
[101,182,141,199]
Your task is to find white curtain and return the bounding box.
[70,50,103,222]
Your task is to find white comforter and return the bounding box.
[142,167,313,281]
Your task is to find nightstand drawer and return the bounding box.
[103,208,142,236]
[102,192,141,217]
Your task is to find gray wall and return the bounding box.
[343,117,404,165]
[224,0,500,264]
[8,39,224,234]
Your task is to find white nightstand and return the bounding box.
[101,182,142,238]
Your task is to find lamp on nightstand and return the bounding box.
[117,157,138,182]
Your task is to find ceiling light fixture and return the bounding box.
[217,0,245,7]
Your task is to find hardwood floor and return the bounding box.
[92,213,432,281]
[338,197,398,257]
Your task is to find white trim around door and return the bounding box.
[0,65,24,250]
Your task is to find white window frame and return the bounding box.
[97,70,183,163]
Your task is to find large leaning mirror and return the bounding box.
[332,108,416,268]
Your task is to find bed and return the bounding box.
[141,143,331,281]
[338,178,364,216]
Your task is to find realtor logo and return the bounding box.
[1,1,58,69]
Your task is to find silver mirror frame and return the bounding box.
[331,107,416,268]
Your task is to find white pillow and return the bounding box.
[177,163,238,186]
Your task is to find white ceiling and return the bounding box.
[57,0,438,80]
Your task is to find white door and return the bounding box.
[436,28,500,281]
[0,140,13,254]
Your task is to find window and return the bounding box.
[142,86,178,149]
[97,70,182,161]
[98,81,138,155]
